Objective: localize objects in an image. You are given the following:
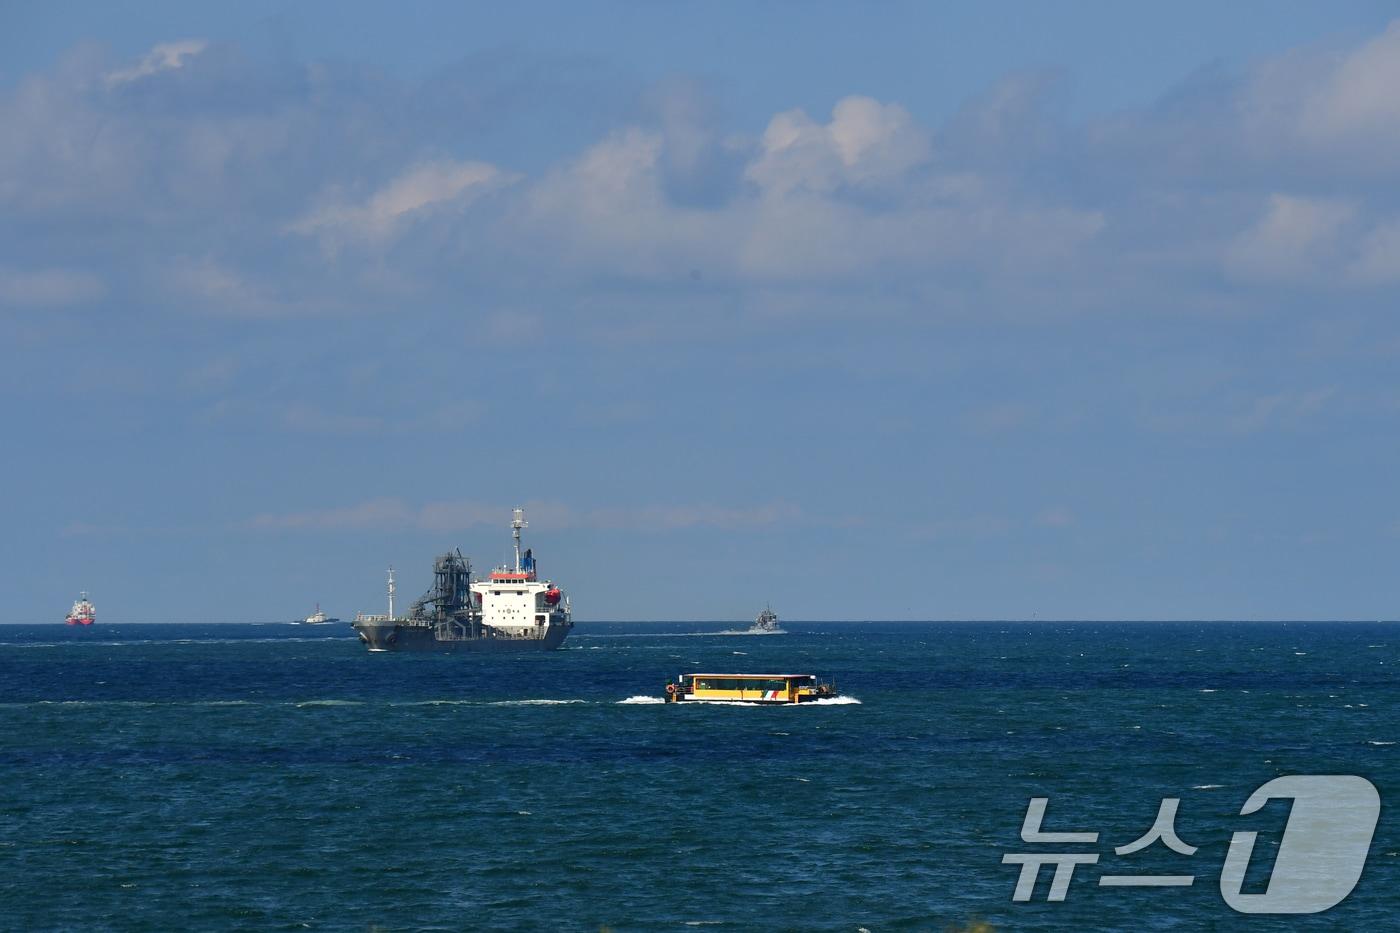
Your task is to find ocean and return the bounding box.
[2,621,1396,931]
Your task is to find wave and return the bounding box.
[802,696,861,705]
[391,699,477,706]
[617,695,665,704]
[487,699,587,706]
[1192,784,1225,789]
[1367,740,1396,746]
[294,700,364,707]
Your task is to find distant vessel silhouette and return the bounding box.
[297,604,339,625]
[66,591,95,626]
[748,605,782,634]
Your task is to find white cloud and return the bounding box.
[1146,387,1340,435]
[746,95,931,194]
[1225,194,1355,282]
[163,256,318,316]
[6,22,1400,326]
[517,98,1099,288]
[1229,388,1337,433]
[290,159,514,247]
[250,498,416,531]
[1299,21,1400,147]
[0,266,104,308]
[105,39,208,87]
[520,127,736,278]
[1035,507,1076,528]
[249,498,805,533]
[280,403,383,435]
[1349,219,1400,284]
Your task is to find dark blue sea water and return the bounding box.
[2,621,1398,931]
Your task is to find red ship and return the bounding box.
[66,591,95,625]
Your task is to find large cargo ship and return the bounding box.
[352,508,572,652]
[65,591,95,626]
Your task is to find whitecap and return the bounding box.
[1193,784,1224,789]
[391,699,476,706]
[1199,689,1217,693]
[487,699,586,706]
[1368,741,1396,746]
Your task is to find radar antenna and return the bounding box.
[512,507,527,572]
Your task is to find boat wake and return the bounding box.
[617,695,665,704]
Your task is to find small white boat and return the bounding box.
[298,603,340,625]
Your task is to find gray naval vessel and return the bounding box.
[352,508,572,652]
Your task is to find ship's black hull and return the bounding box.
[353,620,571,652]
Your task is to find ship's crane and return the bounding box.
[409,549,474,624]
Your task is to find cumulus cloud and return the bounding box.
[1298,21,1400,148]
[746,96,932,194]
[5,23,1400,325]
[518,93,1100,288]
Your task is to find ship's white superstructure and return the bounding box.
[469,508,570,639]
[300,603,339,624]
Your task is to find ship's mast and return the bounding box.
[512,507,527,572]
[387,566,396,619]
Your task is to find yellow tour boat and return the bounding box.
[664,672,837,704]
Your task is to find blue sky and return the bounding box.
[3,3,1400,621]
